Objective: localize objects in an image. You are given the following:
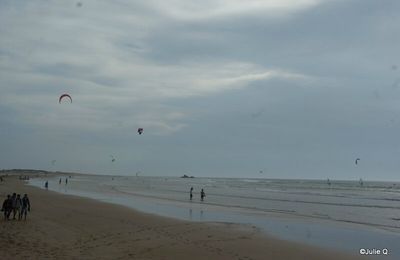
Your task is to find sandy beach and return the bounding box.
[0,174,364,260]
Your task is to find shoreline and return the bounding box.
[28,173,400,255]
[0,174,368,260]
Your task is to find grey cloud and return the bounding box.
[1,0,400,180]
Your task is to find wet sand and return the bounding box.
[0,174,364,260]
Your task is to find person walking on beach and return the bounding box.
[190,187,193,200]
[10,193,17,220]
[45,181,48,189]
[1,195,11,220]
[6,194,13,220]
[200,189,205,201]
[20,194,30,220]
[14,194,22,220]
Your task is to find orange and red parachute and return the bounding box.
[59,94,72,103]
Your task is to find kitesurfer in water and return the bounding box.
[200,189,205,201]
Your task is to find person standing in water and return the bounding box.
[65,178,68,185]
[45,181,48,189]
[189,187,193,200]
[59,178,61,184]
[200,189,205,201]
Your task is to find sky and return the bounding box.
[1,0,400,180]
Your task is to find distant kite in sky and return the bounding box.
[59,94,72,103]
[110,155,116,163]
[355,158,360,165]
[138,128,143,135]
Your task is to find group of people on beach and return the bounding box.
[1,193,31,221]
[190,187,206,201]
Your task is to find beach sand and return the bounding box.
[0,174,364,260]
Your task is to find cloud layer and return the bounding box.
[1,0,400,180]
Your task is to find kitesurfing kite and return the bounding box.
[138,128,143,135]
[59,94,72,103]
[110,155,116,163]
[355,158,360,165]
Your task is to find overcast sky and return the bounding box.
[1,0,400,180]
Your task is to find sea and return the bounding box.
[29,175,400,259]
